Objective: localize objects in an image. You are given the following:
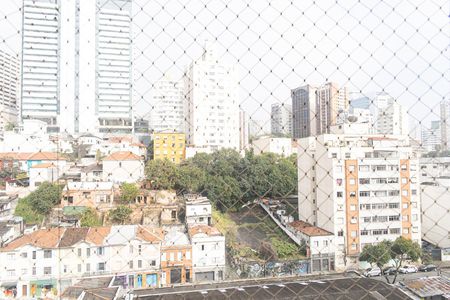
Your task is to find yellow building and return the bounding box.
[152,133,186,164]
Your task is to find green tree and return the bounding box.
[27,182,62,215]
[120,182,139,203]
[109,205,132,224]
[176,163,206,193]
[145,159,178,190]
[80,208,102,227]
[4,122,16,131]
[360,237,422,284]
[14,197,44,224]
[205,175,242,211]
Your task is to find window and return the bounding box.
[44,267,52,275]
[403,203,409,209]
[389,215,400,221]
[388,190,400,196]
[86,263,90,272]
[401,178,408,184]
[337,230,344,236]
[314,241,319,247]
[161,253,166,261]
[349,191,356,197]
[332,153,337,158]
[350,217,357,224]
[412,226,419,233]
[98,247,105,255]
[349,178,356,185]
[348,165,355,172]
[20,252,27,258]
[345,153,351,159]
[336,217,344,225]
[411,189,417,195]
[78,248,82,257]
[359,165,370,172]
[22,268,27,275]
[32,267,36,275]
[32,251,36,259]
[98,262,106,271]
[324,240,328,246]
[350,204,357,211]
[201,245,205,251]
[138,245,142,255]
[178,251,182,261]
[360,230,369,236]
[150,260,156,266]
[362,217,371,223]
[138,260,142,268]
[390,228,400,234]
[412,214,418,221]
[129,245,133,254]
[337,191,343,198]
[186,251,191,260]
[402,215,409,221]
[170,252,174,261]
[351,231,357,237]
[359,178,370,184]
[351,243,357,250]
[77,264,81,272]
[359,191,370,197]
[86,248,90,257]
[7,253,15,260]
[44,250,52,258]
[403,228,409,234]
[389,203,400,209]
[401,164,407,171]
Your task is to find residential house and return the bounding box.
[188,225,225,282]
[29,163,58,189]
[185,194,212,227]
[102,151,144,183]
[0,225,163,298]
[0,194,18,218]
[286,220,335,272]
[61,182,115,210]
[160,227,192,285]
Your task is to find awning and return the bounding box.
[0,282,17,288]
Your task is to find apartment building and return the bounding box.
[152,133,186,164]
[184,41,240,151]
[298,134,421,269]
[0,49,19,135]
[0,225,163,298]
[421,120,441,152]
[250,136,295,157]
[160,228,192,285]
[21,0,133,134]
[185,194,212,227]
[271,103,292,136]
[441,100,450,150]
[102,151,145,183]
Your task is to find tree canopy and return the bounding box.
[359,237,422,284]
[120,182,139,203]
[109,205,132,224]
[145,149,298,211]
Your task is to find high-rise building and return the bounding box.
[239,110,249,151]
[0,49,19,133]
[316,82,349,134]
[440,100,450,151]
[291,84,317,138]
[421,120,441,152]
[271,103,292,136]
[149,77,184,133]
[298,134,421,269]
[21,0,133,134]
[377,102,409,136]
[350,93,395,134]
[184,42,239,151]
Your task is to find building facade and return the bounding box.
[271,103,292,137]
[184,42,240,151]
[291,84,317,139]
[251,136,294,157]
[21,0,133,134]
[239,110,249,151]
[421,120,441,152]
[152,133,186,164]
[0,49,19,135]
[316,83,349,135]
[440,100,450,150]
[377,102,409,136]
[149,77,184,133]
[297,134,421,269]
[102,151,144,183]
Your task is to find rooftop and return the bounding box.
[162,228,190,247]
[103,151,141,161]
[288,220,333,237]
[64,181,114,191]
[31,162,56,169]
[188,225,222,237]
[404,276,450,298]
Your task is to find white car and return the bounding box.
[398,265,418,274]
[363,267,382,277]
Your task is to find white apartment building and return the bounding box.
[21,0,133,134]
[377,102,409,136]
[251,136,294,157]
[0,226,163,298]
[149,77,184,133]
[184,42,240,151]
[271,103,292,136]
[298,134,421,269]
[188,225,226,282]
[419,156,450,187]
[0,49,19,135]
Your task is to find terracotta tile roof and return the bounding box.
[31,163,56,169]
[85,227,111,245]
[28,152,65,161]
[188,225,222,237]
[0,152,32,160]
[108,136,133,144]
[1,228,64,251]
[136,226,164,243]
[131,142,146,147]
[59,227,89,247]
[103,151,141,161]
[288,220,333,237]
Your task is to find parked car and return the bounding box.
[418,264,437,272]
[383,267,397,275]
[363,267,382,277]
[398,265,418,274]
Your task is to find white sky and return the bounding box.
[1,0,449,136]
